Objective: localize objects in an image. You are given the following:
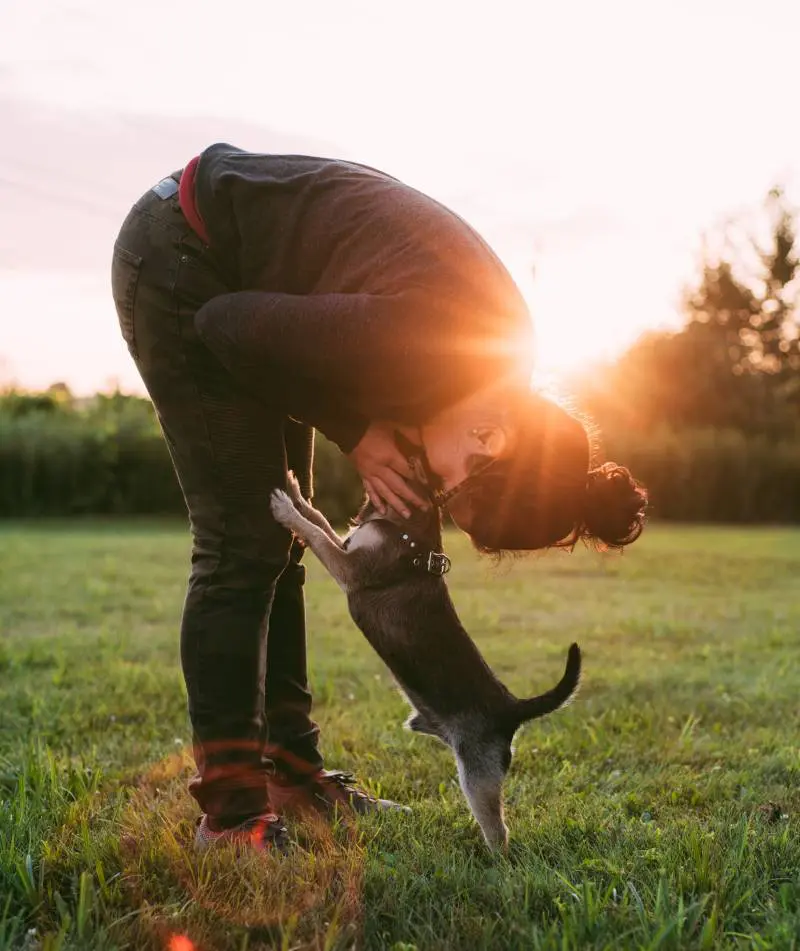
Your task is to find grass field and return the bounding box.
[0,522,798,950]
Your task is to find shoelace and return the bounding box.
[240,813,287,838]
[199,812,287,843]
[317,770,378,802]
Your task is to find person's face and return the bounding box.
[420,421,517,536]
[421,423,508,493]
[416,378,527,526]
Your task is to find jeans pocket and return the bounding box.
[111,245,143,359]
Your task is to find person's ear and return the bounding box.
[469,426,508,460]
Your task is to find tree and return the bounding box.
[754,188,800,404]
[579,187,799,438]
[683,187,798,414]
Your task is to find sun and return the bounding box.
[506,262,647,384]
[506,239,682,383]
[526,304,635,385]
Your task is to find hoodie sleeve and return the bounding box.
[193,289,469,452]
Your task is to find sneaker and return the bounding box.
[267,768,411,817]
[194,812,290,853]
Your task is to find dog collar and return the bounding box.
[394,432,496,511]
[392,527,451,576]
[429,459,497,508]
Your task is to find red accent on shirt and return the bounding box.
[179,155,211,245]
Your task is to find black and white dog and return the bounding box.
[270,472,580,850]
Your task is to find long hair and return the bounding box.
[462,392,647,554]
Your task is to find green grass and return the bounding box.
[0,522,798,950]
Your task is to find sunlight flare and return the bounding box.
[168,935,196,951]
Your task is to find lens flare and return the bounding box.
[168,935,196,951]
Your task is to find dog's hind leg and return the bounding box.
[455,749,509,852]
[406,711,445,741]
[270,489,355,590]
[406,712,435,735]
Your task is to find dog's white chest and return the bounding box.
[344,522,385,554]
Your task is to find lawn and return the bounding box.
[0,522,798,950]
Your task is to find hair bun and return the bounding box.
[583,463,647,548]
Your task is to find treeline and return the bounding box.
[0,389,363,522]
[1,188,798,524]
[1,389,797,523]
[572,186,800,523]
[575,187,799,441]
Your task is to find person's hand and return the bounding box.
[347,422,428,517]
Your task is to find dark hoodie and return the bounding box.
[190,144,533,452]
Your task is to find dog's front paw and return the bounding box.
[286,470,305,507]
[270,489,299,529]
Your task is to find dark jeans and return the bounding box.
[110,177,322,822]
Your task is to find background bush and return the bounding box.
[0,390,363,522]
[602,425,800,523]
[1,390,798,524]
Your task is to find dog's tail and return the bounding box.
[511,643,581,729]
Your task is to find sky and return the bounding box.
[1,0,799,393]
